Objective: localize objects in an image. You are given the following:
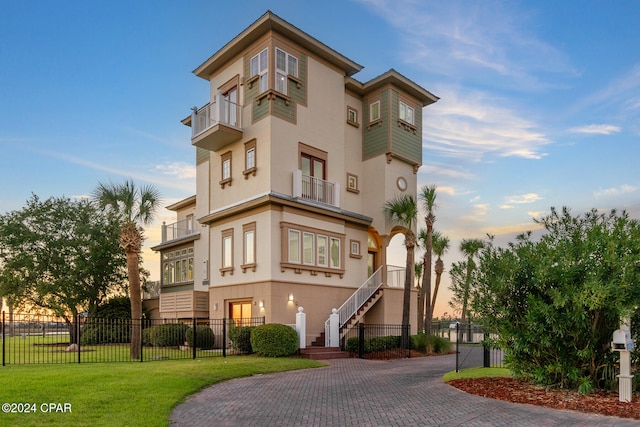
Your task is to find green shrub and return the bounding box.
[429,335,451,354]
[229,326,254,354]
[186,326,215,350]
[81,322,130,345]
[250,324,298,357]
[345,336,372,354]
[369,335,401,351]
[143,323,189,347]
[411,333,430,353]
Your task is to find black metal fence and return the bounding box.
[1,312,264,365]
[342,323,411,359]
[450,322,504,372]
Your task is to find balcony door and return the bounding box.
[221,87,238,127]
[301,154,325,202]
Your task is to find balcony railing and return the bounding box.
[191,97,242,138]
[292,170,340,208]
[161,218,198,243]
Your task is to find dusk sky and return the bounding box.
[2,1,639,317]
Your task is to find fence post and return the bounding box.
[192,318,197,360]
[455,322,460,372]
[77,315,81,364]
[483,332,490,368]
[222,318,226,358]
[296,307,306,350]
[2,311,5,366]
[358,323,365,359]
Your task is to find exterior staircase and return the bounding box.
[300,276,384,360]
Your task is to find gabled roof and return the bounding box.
[193,10,363,80]
[345,69,439,107]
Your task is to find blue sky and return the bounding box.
[2,1,639,317]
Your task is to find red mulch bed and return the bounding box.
[448,377,640,420]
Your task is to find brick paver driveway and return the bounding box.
[170,354,636,426]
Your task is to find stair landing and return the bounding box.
[299,346,350,360]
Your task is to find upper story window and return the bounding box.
[399,101,415,125]
[221,228,234,276]
[162,247,194,285]
[347,107,359,127]
[275,48,298,95]
[370,101,381,123]
[220,151,232,188]
[250,48,268,93]
[243,139,257,178]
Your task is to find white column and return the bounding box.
[329,308,339,348]
[296,307,306,349]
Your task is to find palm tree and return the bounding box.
[419,185,437,335]
[431,231,450,311]
[383,194,418,343]
[93,180,161,359]
[459,238,484,323]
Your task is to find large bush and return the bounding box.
[472,207,640,392]
[186,326,215,350]
[229,325,254,354]
[250,324,298,357]
[143,323,189,347]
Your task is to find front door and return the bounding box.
[229,300,252,326]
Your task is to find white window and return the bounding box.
[370,101,380,122]
[399,101,414,125]
[330,237,341,269]
[222,235,233,268]
[317,235,328,267]
[251,48,268,93]
[303,232,314,265]
[246,147,255,170]
[244,229,255,265]
[288,230,300,263]
[275,48,298,95]
[222,158,230,179]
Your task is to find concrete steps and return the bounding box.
[299,346,350,360]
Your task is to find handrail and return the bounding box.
[325,266,384,346]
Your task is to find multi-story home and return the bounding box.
[151,11,438,346]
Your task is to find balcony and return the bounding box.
[292,170,340,208]
[161,217,198,243]
[190,97,243,151]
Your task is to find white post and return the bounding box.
[329,308,339,348]
[296,307,306,349]
[612,317,634,402]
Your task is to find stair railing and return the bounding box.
[325,266,384,346]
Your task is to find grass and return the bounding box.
[0,356,324,426]
[443,366,512,382]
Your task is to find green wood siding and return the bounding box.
[244,53,269,122]
[273,96,296,121]
[363,91,389,159]
[390,91,422,164]
[289,54,307,106]
[196,147,209,164]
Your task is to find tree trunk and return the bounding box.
[127,249,142,360]
[401,238,415,347]
[432,258,444,312]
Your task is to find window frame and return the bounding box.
[280,222,345,277]
[399,101,415,125]
[220,151,232,188]
[221,228,234,276]
[243,139,257,179]
[242,222,257,272]
[346,172,359,194]
[161,246,194,286]
[275,48,298,95]
[369,100,381,123]
[347,106,359,127]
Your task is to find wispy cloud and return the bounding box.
[568,124,621,135]
[501,193,542,209]
[31,148,194,193]
[424,87,550,161]
[358,0,577,91]
[155,161,196,180]
[594,184,637,198]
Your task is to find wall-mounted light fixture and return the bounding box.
[288,293,294,302]
[259,300,264,309]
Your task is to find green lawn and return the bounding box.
[0,356,324,426]
[443,366,512,382]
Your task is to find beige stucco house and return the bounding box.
[151,11,438,346]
